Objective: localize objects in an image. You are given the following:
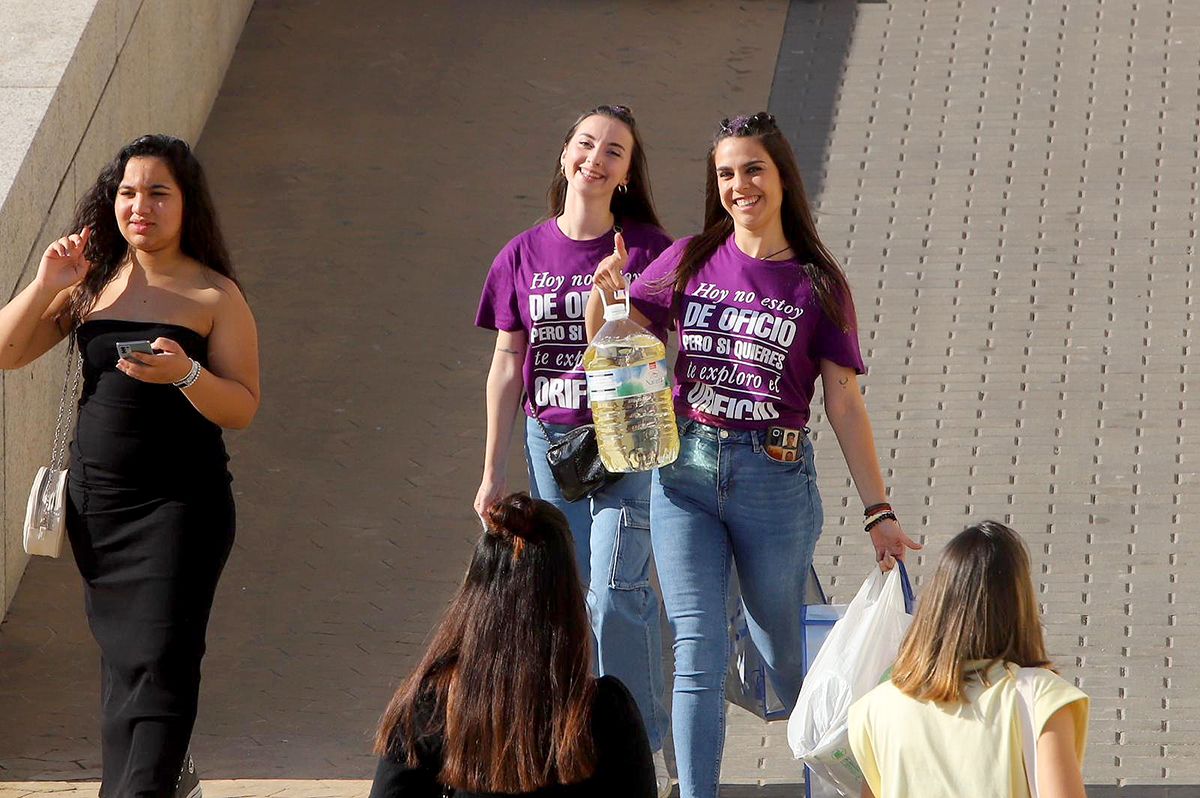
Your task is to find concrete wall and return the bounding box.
[0,0,255,618]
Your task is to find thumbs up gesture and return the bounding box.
[592,231,629,302]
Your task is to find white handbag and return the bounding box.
[23,343,80,558]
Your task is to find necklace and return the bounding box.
[759,245,791,260]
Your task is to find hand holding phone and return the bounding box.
[114,336,194,386]
[115,340,155,361]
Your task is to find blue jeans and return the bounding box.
[524,417,670,751]
[651,420,824,798]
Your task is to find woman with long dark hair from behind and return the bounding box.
[586,113,921,798]
[370,493,656,797]
[849,522,1088,797]
[473,104,673,793]
[0,134,259,796]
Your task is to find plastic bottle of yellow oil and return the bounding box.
[583,292,679,472]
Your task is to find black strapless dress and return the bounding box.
[66,319,235,797]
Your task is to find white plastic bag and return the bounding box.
[788,563,914,796]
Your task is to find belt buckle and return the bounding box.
[764,425,803,463]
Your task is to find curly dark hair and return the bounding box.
[64,134,238,328]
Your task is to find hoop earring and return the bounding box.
[618,183,629,194]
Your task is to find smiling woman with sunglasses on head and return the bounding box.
[586,112,921,798]
[473,104,674,795]
[0,134,259,797]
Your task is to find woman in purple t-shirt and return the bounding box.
[587,112,923,798]
[473,104,673,796]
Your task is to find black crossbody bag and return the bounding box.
[530,400,622,503]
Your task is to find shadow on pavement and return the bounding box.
[720,785,805,797]
[0,0,794,785]
[771,0,859,200]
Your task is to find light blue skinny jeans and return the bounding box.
[524,416,670,752]
[652,419,824,798]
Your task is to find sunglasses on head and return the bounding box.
[595,104,634,121]
[719,112,777,136]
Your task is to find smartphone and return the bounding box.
[115,340,155,361]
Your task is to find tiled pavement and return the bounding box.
[2,1,1198,796]
[782,1,1200,790]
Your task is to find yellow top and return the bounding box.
[848,662,1089,798]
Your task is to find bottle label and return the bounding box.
[585,358,671,402]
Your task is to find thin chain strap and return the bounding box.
[48,339,81,469]
[527,392,555,442]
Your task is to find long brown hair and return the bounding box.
[374,493,596,792]
[666,112,852,329]
[890,521,1053,703]
[64,134,237,329]
[546,104,664,230]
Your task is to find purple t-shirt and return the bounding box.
[630,235,865,430]
[476,218,673,427]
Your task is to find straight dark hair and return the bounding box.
[891,521,1053,703]
[64,134,238,329]
[374,493,597,793]
[666,113,852,330]
[546,104,664,230]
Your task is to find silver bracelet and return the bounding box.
[172,358,201,389]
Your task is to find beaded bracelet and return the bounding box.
[864,509,892,528]
[864,511,897,533]
[173,358,201,389]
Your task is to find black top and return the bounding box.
[369,675,656,798]
[69,319,230,493]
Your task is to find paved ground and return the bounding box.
[0,0,792,795]
[2,0,1199,795]
[787,1,1200,789]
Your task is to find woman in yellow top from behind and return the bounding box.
[848,521,1088,798]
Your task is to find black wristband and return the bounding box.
[864,511,897,533]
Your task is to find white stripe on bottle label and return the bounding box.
[585,358,670,402]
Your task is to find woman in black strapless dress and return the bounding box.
[0,135,259,797]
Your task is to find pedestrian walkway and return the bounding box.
[0,1,793,795]
[2,0,1198,795]
[780,1,1199,789]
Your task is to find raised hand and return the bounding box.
[37,227,94,293]
[591,231,629,301]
